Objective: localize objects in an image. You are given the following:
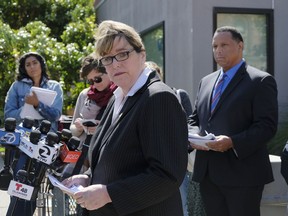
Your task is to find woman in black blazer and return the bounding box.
[63,20,188,216]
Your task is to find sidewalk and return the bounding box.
[0,155,10,215]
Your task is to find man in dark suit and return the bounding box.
[63,20,188,216]
[188,26,278,216]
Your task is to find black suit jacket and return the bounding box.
[188,63,278,186]
[86,71,188,216]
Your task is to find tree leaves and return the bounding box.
[0,0,96,117]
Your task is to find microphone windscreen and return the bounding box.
[29,130,41,144]
[39,120,51,135]
[16,169,29,183]
[61,129,72,143]
[46,132,59,146]
[23,116,35,129]
[67,136,80,151]
[4,118,16,132]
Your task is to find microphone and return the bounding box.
[32,132,59,189]
[50,129,72,172]
[16,169,29,184]
[71,119,98,176]
[6,169,36,216]
[12,117,36,171]
[39,120,51,134]
[67,136,81,151]
[37,120,51,141]
[16,116,35,137]
[5,120,53,215]
[14,131,59,201]
[7,170,34,202]
[17,129,41,168]
[23,130,42,173]
[51,136,81,177]
[30,130,42,144]
[60,129,72,144]
[0,118,21,190]
[60,136,81,163]
[0,118,21,147]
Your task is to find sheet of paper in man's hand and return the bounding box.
[188,133,216,149]
[48,174,83,194]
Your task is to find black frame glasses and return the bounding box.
[87,73,105,85]
[100,49,135,66]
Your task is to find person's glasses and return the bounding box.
[87,73,105,85]
[100,49,135,66]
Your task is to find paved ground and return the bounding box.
[0,155,10,215]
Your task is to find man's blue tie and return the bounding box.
[211,73,227,114]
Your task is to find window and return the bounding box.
[141,22,165,80]
[213,8,274,74]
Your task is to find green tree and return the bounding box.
[0,0,96,119]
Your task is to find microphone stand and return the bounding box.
[0,118,18,190]
[71,134,92,176]
[9,170,29,216]
[4,118,35,216]
[71,121,96,176]
[35,132,58,216]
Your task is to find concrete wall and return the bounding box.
[261,155,288,215]
[94,1,288,214]
[95,0,195,98]
[95,0,288,109]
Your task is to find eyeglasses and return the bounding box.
[100,49,135,66]
[87,73,105,85]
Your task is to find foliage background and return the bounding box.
[0,0,96,123]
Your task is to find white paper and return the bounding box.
[20,87,57,119]
[31,87,57,106]
[20,104,44,119]
[48,174,83,195]
[188,133,216,149]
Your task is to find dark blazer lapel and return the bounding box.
[208,71,221,117]
[90,96,138,170]
[97,96,136,148]
[96,71,160,154]
[91,72,160,169]
[96,100,115,145]
[110,71,160,126]
[211,63,246,116]
[90,98,115,170]
[219,63,246,102]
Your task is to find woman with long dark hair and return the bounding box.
[4,51,63,216]
[4,51,63,132]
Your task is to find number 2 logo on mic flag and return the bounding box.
[38,146,51,158]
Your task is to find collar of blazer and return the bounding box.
[210,62,247,117]
[115,70,160,123]
[92,71,161,157]
[97,70,160,129]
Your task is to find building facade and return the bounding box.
[94,0,288,155]
[94,1,288,214]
